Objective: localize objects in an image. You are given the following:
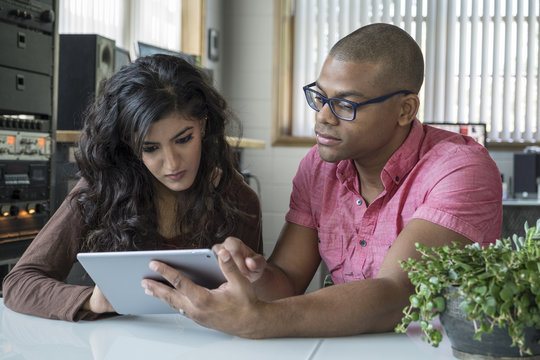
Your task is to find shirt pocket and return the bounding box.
[317,228,345,284]
[360,235,394,279]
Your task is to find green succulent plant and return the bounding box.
[395,219,540,356]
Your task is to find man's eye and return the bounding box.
[176,133,193,144]
[335,101,354,111]
[142,145,158,153]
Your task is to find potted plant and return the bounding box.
[395,219,540,358]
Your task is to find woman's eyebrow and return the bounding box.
[143,126,194,144]
[169,126,194,141]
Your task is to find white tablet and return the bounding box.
[76,249,226,315]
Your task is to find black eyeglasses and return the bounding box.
[303,82,414,121]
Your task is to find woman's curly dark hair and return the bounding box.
[73,54,244,252]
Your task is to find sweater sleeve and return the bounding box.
[229,171,264,255]
[2,180,105,321]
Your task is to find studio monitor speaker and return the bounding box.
[513,153,540,198]
[58,34,115,130]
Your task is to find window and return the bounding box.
[273,0,540,147]
[58,0,182,59]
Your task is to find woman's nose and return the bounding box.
[162,146,181,170]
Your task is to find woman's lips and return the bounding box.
[316,132,341,146]
[166,171,186,181]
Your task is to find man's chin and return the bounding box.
[317,145,342,163]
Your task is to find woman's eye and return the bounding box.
[176,133,193,144]
[142,145,158,153]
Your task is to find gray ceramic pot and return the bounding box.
[440,287,540,359]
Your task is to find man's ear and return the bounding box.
[398,94,420,126]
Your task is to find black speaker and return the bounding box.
[513,153,540,198]
[58,34,115,130]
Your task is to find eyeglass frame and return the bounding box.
[302,81,415,121]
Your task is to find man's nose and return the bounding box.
[315,102,340,126]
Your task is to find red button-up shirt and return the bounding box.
[286,119,502,284]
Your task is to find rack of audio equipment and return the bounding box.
[0,0,58,291]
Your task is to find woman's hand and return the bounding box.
[83,285,115,314]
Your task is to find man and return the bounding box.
[141,23,502,338]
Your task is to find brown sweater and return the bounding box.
[2,174,262,321]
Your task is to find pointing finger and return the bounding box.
[217,249,250,287]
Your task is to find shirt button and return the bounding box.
[356,199,362,206]
[360,240,367,247]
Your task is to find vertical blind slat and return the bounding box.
[340,0,350,40]
[404,0,413,33]
[491,0,502,141]
[445,0,457,124]
[424,0,437,122]
[527,0,537,141]
[502,0,513,141]
[514,0,524,141]
[292,0,307,136]
[457,0,468,124]
[360,0,369,27]
[480,0,491,130]
[305,0,317,134]
[328,0,339,46]
[469,0,480,125]
[372,0,381,23]
[382,0,391,23]
[434,0,446,123]
[393,0,402,26]
[536,0,540,142]
[415,0,423,46]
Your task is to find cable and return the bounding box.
[241,170,261,197]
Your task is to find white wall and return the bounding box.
[204,0,224,90]
[217,0,324,290]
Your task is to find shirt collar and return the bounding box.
[381,118,424,187]
[335,118,424,190]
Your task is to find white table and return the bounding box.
[0,299,456,359]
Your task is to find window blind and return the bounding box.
[291,0,540,144]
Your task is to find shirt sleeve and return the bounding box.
[285,147,318,229]
[412,146,502,245]
[2,180,103,321]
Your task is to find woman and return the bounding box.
[2,54,263,321]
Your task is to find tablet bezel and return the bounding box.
[77,249,225,315]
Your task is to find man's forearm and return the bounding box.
[248,277,411,339]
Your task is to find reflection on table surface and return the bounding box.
[0,299,455,360]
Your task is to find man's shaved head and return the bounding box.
[329,23,424,93]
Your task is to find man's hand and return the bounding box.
[141,248,269,338]
[212,237,267,282]
[83,285,115,314]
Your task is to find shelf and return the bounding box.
[56,130,265,149]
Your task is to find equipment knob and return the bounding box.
[40,10,55,23]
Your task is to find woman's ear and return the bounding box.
[398,94,420,126]
[201,115,208,137]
